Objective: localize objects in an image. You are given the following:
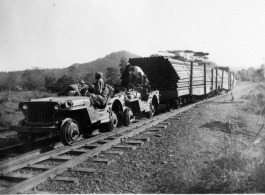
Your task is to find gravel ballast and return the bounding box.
[14,83,265,193]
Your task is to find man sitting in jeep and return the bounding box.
[78,79,90,96]
[86,72,109,107]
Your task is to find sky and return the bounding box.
[0,0,265,72]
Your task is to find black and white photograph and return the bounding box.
[0,0,265,193]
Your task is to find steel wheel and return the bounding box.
[60,119,80,146]
[122,107,134,126]
[145,102,155,118]
[17,120,37,144]
[166,98,178,111]
[101,111,118,132]
[106,111,118,131]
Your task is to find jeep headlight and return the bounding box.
[54,104,59,110]
[22,104,28,110]
[65,100,73,107]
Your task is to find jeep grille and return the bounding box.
[26,103,55,124]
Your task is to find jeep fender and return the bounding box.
[111,99,124,116]
[60,118,78,130]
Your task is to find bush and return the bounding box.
[0,91,56,127]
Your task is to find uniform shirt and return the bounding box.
[94,78,109,99]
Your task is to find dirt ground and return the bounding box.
[25,83,265,194]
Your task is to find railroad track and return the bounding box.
[0,136,63,161]
[0,83,257,194]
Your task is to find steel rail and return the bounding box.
[0,98,207,194]
[0,83,257,194]
[0,136,62,164]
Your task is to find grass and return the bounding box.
[194,83,265,193]
[0,91,56,128]
[146,82,265,194]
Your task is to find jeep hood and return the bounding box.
[30,96,91,107]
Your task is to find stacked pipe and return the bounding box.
[121,56,232,97]
[121,57,180,91]
[222,70,229,90]
[168,59,212,93]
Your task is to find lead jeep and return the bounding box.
[11,87,131,146]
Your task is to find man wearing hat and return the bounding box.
[86,72,109,107]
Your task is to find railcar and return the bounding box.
[121,56,236,109]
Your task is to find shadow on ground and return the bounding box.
[200,121,256,138]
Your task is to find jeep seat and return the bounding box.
[93,95,110,109]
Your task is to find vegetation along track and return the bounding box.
[0,82,256,194]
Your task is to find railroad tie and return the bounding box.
[69,149,88,154]
[92,158,114,166]
[113,145,137,150]
[123,140,144,145]
[154,125,167,129]
[160,122,170,125]
[97,140,110,144]
[68,167,98,173]
[25,164,55,170]
[0,173,33,180]
[27,191,57,194]
[133,137,151,142]
[50,156,73,161]
[83,144,102,149]
[101,150,124,155]
[147,128,161,132]
[105,137,117,140]
[49,176,79,184]
[142,131,155,135]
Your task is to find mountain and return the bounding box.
[0,51,139,89]
[68,50,140,75]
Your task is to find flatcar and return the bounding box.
[121,56,236,109]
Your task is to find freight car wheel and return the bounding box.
[166,98,178,111]
[122,107,134,126]
[60,119,80,146]
[146,103,155,118]
[17,120,37,144]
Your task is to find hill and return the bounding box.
[71,50,140,75]
[0,51,140,90]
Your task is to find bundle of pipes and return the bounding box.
[121,57,180,91]
[222,70,229,90]
[121,56,231,95]
[168,58,212,93]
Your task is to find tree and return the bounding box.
[119,57,127,75]
[83,73,94,84]
[54,75,74,92]
[4,72,18,91]
[234,72,241,82]
[105,67,120,85]
[68,65,81,83]
[45,76,56,92]
[256,68,264,79]
[22,67,45,90]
